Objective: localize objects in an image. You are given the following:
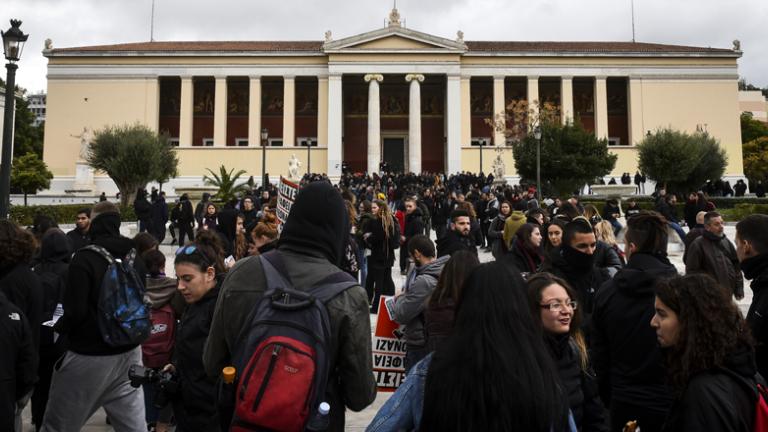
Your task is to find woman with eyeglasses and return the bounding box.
[527,272,609,432]
[652,274,756,432]
[164,231,226,432]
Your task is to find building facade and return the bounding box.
[739,90,768,123]
[27,92,46,127]
[42,9,744,194]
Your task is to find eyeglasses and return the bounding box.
[175,245,211,267]
[540,301,578,312]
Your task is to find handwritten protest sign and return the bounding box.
[372,296,406,392]
[276,176,299,230]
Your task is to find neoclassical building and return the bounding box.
[42,8,744,193]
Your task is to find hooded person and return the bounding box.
[214,207,239,258]
[203,181,376,431]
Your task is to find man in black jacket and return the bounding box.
[42,201,147,431]
[178,193,195,245]
[737,214,768,380]
[66,207,91,250]
[0,291,37,432]
[399,196,424,275]
[591,211,676,432]
[436,210,477,258]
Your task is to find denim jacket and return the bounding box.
[366,354,431,432]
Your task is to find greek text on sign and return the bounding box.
[276,177,299,229]
[372,296,406,392]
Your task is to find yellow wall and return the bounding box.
[174,147,327,178]
[637,79,743,174]
[353,36,435,50]
[460,147,517,176]
[328,53,460,63]
[44,79,160,176]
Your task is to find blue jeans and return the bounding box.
[668,221,686,244]
[609,219,623,237]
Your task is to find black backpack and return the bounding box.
[83,245,151,347]
[229,251,357,431]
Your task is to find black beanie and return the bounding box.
[279,181,348,266]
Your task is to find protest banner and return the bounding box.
[372,296,406,392]
[276,176,299,230]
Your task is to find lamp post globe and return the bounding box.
[533,125,542,202]
[260,128,268,188]
[0,19,29,219]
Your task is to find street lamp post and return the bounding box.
[533,125,542,202]
[261,128,268,189]
[0,20,28,219]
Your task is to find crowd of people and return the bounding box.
[1,170,768,432]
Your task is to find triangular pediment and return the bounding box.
[323,26,466,53]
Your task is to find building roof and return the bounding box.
[48,40,737,57]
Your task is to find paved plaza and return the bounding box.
[21,223,749,431]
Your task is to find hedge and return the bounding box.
[10,203,138,226]
[581,199,768,222]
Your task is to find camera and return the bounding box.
[128,364,179,409]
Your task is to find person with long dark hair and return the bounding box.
[488,200,512,260]
[363,199,398,313]
[506,223,544,275]
[528,273,609,431]
[544,218,567,255]
[652,274,756,432]
[368,261,573,431]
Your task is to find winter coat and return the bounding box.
[0,263,44,351]
[602,203,621,222]
[202,249,376,431]
[593,241,623,278]
[33,230,72,351]
[180,199,195,225]
[661,345,756,432]
[545,334,608,432]
[145,275,186,319]
[685,231,744,298]
[173,284,221,432]
[655,200,679,224]
[391,255,449,348]
[54,213,147,356]
[134,196,152,223]
[65,227,90,251]
[403,208,425,243]
[0,292,37,432]
[505,237,542,275]
[436,230,477,259]
[425,299,455,353]
[541,246,611,316]
[591,253,677,413]
[682,226,705,262]
[365,215,399,268]
[488,214,508,260]
[743,253,768,380]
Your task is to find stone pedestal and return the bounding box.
[72,161,95,193]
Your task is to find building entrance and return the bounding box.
[382,137,405,173]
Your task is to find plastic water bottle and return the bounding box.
[306,402,331,431]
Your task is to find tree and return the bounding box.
[741,112,768,144]
[743,136,768,184]
[154,133,180,191]
[0,80,44,158]
[637,128,728,194]
[11,153,53,206]
[203,165,250,203]
[87,123,179,206]
[511,120,617,196]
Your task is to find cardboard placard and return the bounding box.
[372,296,406,392]
[276,176,299,230]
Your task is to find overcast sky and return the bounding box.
[4,0,767,93]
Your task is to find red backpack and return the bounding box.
[141,303,176,368]
[754,383,768,432]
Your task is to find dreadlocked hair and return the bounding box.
[374,199,395,241]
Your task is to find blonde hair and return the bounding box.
[373,199,394,241]
[594,220,618,247]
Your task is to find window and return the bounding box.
[169,138,180,147]
[297,137,318,147]
[607,137,625,147]
[235,138,249,147]
[203,138,214,147]
[268,138,283,147]
[470,137,491,147]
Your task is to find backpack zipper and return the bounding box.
[252,345,282,411]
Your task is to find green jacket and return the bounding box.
[203,249,376,431]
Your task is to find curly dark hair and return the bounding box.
[655,273,752,391]
[0,220,38,268]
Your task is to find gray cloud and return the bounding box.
[3,0,766,93]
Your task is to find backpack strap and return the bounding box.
[81,244,116,265]
[260,250,358,305]
[125,248,137,267]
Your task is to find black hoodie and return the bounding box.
[54,213,146,355]
[591,253,677,412]
[743,253,768,380]
[33,230,72,349]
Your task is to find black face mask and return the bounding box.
[562,244,595,270]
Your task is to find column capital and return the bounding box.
[527,75,540,80]
[180,75,194,81]
[249,75,261,80]
[595,75,608,81]
[283,75,296,81]
[214,75,227,81]
[405,74,425,83]
[493,75,505,81]
[561,75,574,81]
[364,74,383,83]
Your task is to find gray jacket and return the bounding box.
[391,255,449,348]
[202,249,376,431]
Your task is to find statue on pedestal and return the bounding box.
[492,152,506,181]
[288,154,302,180]
[71,126,93,162]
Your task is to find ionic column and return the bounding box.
[327,74,343,178]
[527,76,540,122]
[594,76,609,139]
[365,74,383,174]
[493,76,506,146]
[447,75,463,174]
[283,76,296,147]
[247,76,262,147]
[317,76,329,147]
[406,74,424,173]
[179,76,194,147]
[561,76,574,125]
[213,76,228,146]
